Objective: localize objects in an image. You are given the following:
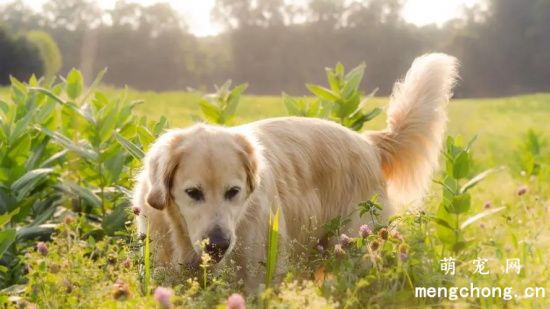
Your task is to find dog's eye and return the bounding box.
[224,186,240,200]
[185,188,204,201]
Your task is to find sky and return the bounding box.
[7,0,480,37]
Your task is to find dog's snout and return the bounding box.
[204,226,231,263]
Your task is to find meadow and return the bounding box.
[0,68,549,308]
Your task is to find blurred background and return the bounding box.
[0,0,549,97]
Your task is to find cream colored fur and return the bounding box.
[132,53,459,289]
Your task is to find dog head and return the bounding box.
[143,125,260,263]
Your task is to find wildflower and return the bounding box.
[359,224,372,238]
[63,278,73,294]
[391,230,403,241]
[369,240,380,252]
[112,279,130,300]
[226,293,246,309]
[122,257,132,268]
[153,287,173,308]
[316,244,324,252]
[334,244,346,256]
[339,233,351,247]
[398,243,408,255]
[484,200,492,209]
[378,228,389,240]
[49,263,61,274]
[63,214,74,224]
[517,185,528,196]
[132,207,141,216]
[36,242,48,256]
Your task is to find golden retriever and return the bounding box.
[132,53,458,289]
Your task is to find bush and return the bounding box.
[0,69,165,289]
[26,31,62,80]
[0,27,44,85]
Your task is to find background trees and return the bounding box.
[1,0,549,97]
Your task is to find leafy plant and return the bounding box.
[285,62,381,130]
[0,75,63,288]
[32,69,167,237]
[516,129,546,177]
[194,80,248,125]
[433,136,504,253]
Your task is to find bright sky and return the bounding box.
[8,0,479,37]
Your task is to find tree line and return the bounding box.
[1,0,549,97]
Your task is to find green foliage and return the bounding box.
[0,69,166,289]
[433,136,504,253]
[265,208,280,288]
[285,62,381,130]
[0,27,44,85]
[195,80,248,125]
[25,31,62,80]
[516,129,547,177]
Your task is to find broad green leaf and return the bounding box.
[11,168,53,200]
[16,224,56,241]
[66,69,84,100]
[283,94,301,115]
[453,150,470,179]
[102,203,130,235]
[38,126,97,160]
[306,84,339,101]
[115,133,145,160]
[446,193,471,214]
[199,99,221,124]
[342,63,366,97]
[63,182,101,208]
[0,229,16,258]
[0,209,19,228]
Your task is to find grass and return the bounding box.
[1,86,549,308]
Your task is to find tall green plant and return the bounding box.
[32,69,167,237]
[285,63,381,131]
[433,136,504,253]
[0,75,62,288]
[194,80,248,125]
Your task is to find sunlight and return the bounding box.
[11,0,479,36]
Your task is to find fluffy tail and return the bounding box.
[370,53,459,205]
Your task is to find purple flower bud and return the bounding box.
[226,293,246,309]
[36,242,48,256]
[339,233,351,246]
[359,224,372,238]
[132,207,141,216]
[316,244,324,252]
[517,185,528,196]
[483,200,492,209]
[153,287,173,308]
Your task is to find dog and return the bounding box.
[132,53,458,289]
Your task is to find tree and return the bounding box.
[0,27,44,85]
[26,31,62,79]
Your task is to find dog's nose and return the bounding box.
[204,226,231,263]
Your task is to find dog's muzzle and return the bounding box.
[203,226,231,263]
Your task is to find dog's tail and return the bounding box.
[369,53,459,205]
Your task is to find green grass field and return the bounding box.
[1,85,549,308]
[113,89,550,168]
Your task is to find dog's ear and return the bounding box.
[234,133,260,194]
[145,132,184,210]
